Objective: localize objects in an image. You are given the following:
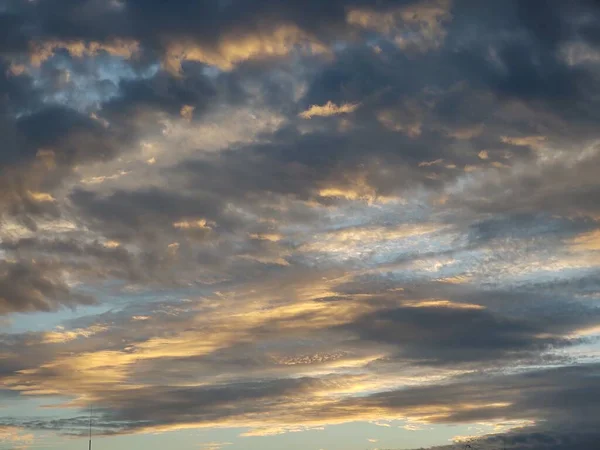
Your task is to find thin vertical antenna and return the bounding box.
[88,404,92,450]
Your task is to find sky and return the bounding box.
[1,0,600,449]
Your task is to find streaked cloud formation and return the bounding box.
[2,1,600,449]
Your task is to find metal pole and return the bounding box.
[89,404,92,450]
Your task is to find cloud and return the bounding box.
[3,1,600,449]
[172,219,214,230]
[0,426,34,450]
[500,135,547,150]
[28,38,140,67]
[41,324,109,344]
[347,0,452,52]
[570,229,600,252]
[299,101,360,119]
[0,261,95,315]
[338,303,584,366]
[199,442,232,450]
[163,24,330,74]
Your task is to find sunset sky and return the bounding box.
[2,1,600,449]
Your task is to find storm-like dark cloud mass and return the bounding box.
[2,1,600,449]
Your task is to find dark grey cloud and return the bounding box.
[387,363,600,449]
[354,363,600,423]
[101,65,228,121]
[69,187,233,243]
[0,104,131,233]
[0,260,94,315]
[339,303,592,366]
[436,429,600,450]
[16,106,117,162]
[0,236,148,283]
[102,377,325,425]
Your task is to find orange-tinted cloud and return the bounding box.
[163,24,329,73]
[299,101,360,119]
[347,0,452,52]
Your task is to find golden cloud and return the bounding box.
[7,63,27,77]
[132,315,151,321]
[0,426,34,450]
[434,275,472,284]
[418,158,444,167]
[81,170,130,185]
[329,223,441,243]
[402,299,484,310]
[163,24,329,73]
[569,229,600,252]
[173,219,214,230]
[317,173,398,204]
[238,254,291,266]
[347,0,452,52]
[29,38,140,66]
[199,442,233,450]
[5,276,375,401]
[42,324,109,344]
[500,135,547,150]
[180,105,195,122]
[249,233,283,242]
[299,223,443,255]
[299,101,360,119]
[27,191,55,202]
[4,290,527,440]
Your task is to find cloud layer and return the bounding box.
[2,0,600,449]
